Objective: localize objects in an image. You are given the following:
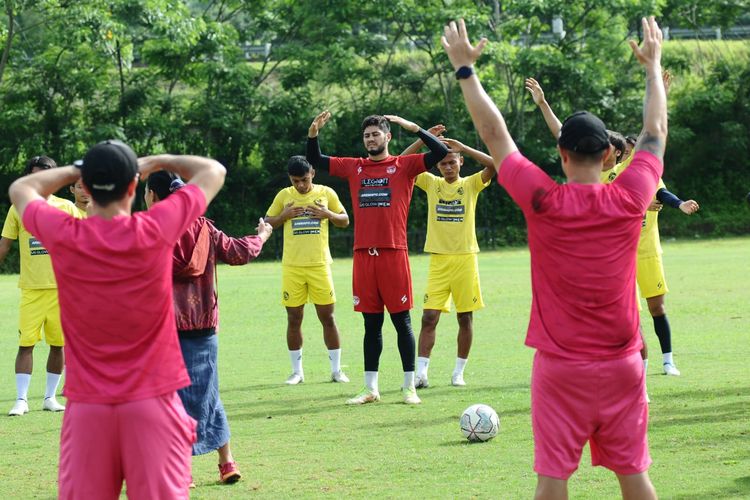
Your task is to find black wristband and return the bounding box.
[455,66,474,80]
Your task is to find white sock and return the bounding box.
[364,371,379,392]
[16,373,31,401]
[328,348,341,373]
[643,358,649,374]
[453,357,468,376]
[289,349,303,375]
[403,371,415,389]
[416,356,430,378]
[45,372,62,399]
[663,352,673,365]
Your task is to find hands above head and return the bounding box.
[426,124,446,138]
[309,111,331,138]
[629,16,663,69]
[137,155,169,180]
[441,138,466,153]
[662,70,673,95]
[384,115,419,133]
[525,78,546,106]
[441,19,488,70]
[256,217,273,243]
[679,199,699,215]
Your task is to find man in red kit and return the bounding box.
[441,17,666,499]
[306,112,448,405]
[9,140,225,499]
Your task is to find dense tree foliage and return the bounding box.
[1,0,748,271]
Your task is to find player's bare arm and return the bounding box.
[9,165,80,219]
[441,19,518,171]
[264,202,306,228]
[401,124,446,156]
[138,155,226,205]
[443,138,496,183]
[306,202,349,228]
[630,17,667,160]
[0,236,13,264]
[525,77,563,139]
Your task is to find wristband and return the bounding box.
[455,66,474,80]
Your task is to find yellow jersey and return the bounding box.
[1,195,80,289]
[266,184,344,266]
[414,170,490,254]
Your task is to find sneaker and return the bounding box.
[189,477,196,489]
[43,397,65,412]
[346,388,380,405]
[451,373,466,387]
[8,399,29,416]
[402,386,421,405]
[218,461,241,484]
[663,362,681,376]
[331,371,350,383]
[285,372,304,385]
[415,374,429,389]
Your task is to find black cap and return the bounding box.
[558,111,610,154]
[77,140,138,195]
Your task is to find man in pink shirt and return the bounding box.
[9,140,225,499]
[441,17,667,499]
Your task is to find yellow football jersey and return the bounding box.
[266,184,344,266]
[414,171,490,254]
[1,195,79,289]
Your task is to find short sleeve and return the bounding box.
[1,207,20,240]
[497,152,557,212]
[404,154,427,178]
[329,157,359,179]
[613,151,663,213]
[414,172,434,191]
[266,190,286,217]
[22,201,74,249]
[470,171,491,193]
[147,184,208,245]
[326,187,344,214]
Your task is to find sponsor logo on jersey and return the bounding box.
[29,237,49,256]
[292,218,321,235]
[361,177,389,187]
[353,295,360,306]
[457,187,464,195]
[386,166,396,174]
[359,188,391,208]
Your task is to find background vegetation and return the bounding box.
[1,1,749,271]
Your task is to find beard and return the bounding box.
[367,144,386,156]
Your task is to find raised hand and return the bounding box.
[441,19,488,70]
[525,78,546,106]
[427,124,446,137]
[442,138,466,153]
[629,16,663,68]
[137,155,168,180]
[679,199,699,215]
[309,110,331,138]
[662,70,673,95]
[256,217,273,243]
[384,114,419,133]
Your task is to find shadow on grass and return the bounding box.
[674,475,750,499]
[649,386,750,428]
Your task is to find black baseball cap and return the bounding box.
[76,140,138,196]
[558,111,610,154]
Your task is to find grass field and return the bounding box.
[0,237,748,499]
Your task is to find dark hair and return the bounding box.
[361,115,390,134]
[23,155,57,175]
[607,130,627,163]
[147,170,183,201]
[287,155,312,177]
[625,135,638,147]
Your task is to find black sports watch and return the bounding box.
[455,66,474,80]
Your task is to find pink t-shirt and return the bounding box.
[23,184,207,403]
[498,151,663,360]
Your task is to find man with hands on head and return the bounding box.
[306,111,448,405]
[401,127,495,388]
[265,155,350,386]
[9,140,225,499]
[442,16,666,499]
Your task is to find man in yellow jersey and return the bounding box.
[69,178,90,217]
[265,155,350,385]
[1,156,81,416]
[402,130,494,387]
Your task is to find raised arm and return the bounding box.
[630,17,667,160]
[385,115,449,167]
[9,166,80,219]
[525,78,562,139]
[139,155,226,205]
[306,111,332,170]
[441,20,518,172]
[443,138,495,183]
[400,124,446,156]
[656,188,699,214]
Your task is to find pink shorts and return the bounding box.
[531,350,650,480]
[58,392,196,500]
[352,248,413,313]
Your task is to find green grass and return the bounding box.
[0,238,748,498]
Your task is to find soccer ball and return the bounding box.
[460,404,499,442]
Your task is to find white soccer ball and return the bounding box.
[460,404,499,442]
